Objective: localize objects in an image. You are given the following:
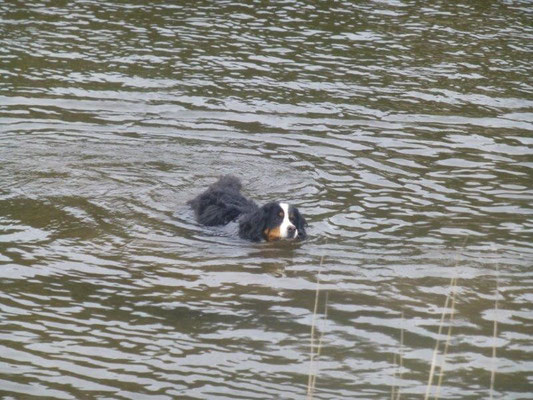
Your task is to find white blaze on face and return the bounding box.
[279,202,297,239]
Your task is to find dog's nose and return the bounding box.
[287,225,296,237]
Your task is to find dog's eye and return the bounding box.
[289,214,295,222]
[278,210,284,218]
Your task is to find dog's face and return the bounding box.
[262,202,307,241]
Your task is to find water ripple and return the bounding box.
[1,0,532,398]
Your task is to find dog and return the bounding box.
[188,175,307,242]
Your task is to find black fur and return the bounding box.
[188,175,307,242]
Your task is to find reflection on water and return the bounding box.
[1,0,532,398]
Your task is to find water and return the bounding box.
[1,1,532,399]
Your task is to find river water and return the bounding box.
[1,1,532,399]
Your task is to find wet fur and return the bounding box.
[188,175,307,242]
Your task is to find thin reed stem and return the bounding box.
[489,263,499,400]
[310,291,329,392]
[395,311,404,400]
[307,256,324,399]
[434,276,457,399]
[425,240,466,400]
[391,352,398,400]
[424,276,454,400]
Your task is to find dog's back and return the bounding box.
[188,175,258,226]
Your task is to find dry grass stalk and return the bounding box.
[391,311,405,400]
[434,277,457,399]
[310,291,329,392]
[396,311,404,400]
[489,263,499,400]
[391,352,398,400]
[424,275,457,400]
[425,238,467,400]
[307,256,327,400]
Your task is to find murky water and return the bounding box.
[1,1,532,399]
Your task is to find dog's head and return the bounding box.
[239,202,307,242]
[260,202,307,241]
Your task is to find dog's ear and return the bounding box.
[294,208,307,240]
[238,207,267,242]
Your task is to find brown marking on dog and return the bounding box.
[263,226,282,241]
